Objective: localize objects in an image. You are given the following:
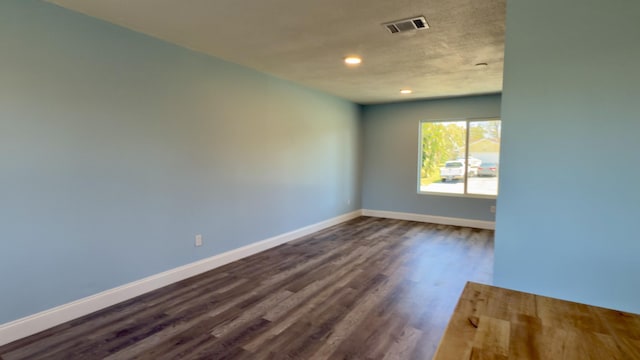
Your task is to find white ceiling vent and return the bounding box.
[383,16,429,34]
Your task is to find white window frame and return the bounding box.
[417,117,501,199]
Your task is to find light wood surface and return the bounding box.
[434,282,640,360]
[0,217,493,359]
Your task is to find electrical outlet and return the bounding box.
[490,206,496,213]
[347,199,351,205]
[195,234,203,247]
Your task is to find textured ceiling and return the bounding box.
[46,0,506,104]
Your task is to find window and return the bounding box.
[418,119,501,197]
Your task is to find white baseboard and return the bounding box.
[0,210,362,347]
[362,209,495,230]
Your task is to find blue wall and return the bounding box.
[361,95,501,221]
[495,0,640,313]
[0,0,361,323]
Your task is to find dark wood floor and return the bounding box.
[0,217,494,360]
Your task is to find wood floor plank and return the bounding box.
[210,290,293,338]
[0,217,494,359]
[381,326,423,360]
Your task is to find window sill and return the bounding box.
[417,191,497,200]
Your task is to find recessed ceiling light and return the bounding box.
[400,89,413,94]
[344,56,362,65]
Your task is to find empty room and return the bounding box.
[1,0,639,359]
